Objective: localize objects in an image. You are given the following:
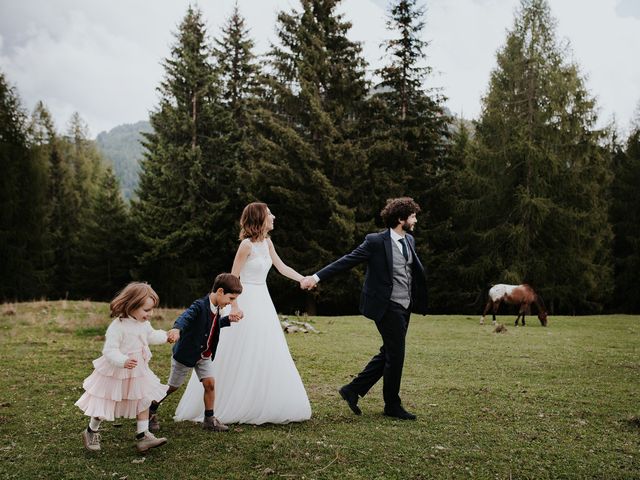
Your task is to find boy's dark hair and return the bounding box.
[380,197,421,228]
[212,273,243,294]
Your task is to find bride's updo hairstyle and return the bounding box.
[239,202,269,241]
[110,282,159,319]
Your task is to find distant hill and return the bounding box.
[95,120,152,200]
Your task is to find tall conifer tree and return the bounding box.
[46,112,105,297]
[251,0,370,313]
[29,102,63,295]
[460,0,612,313]
[72,168,134,299]
[0,73,47,299]
[611,111,640,312]
[134,6,231,305]
[367,0,452,311]
[212,5,263,257]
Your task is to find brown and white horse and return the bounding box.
[480,284,548,326]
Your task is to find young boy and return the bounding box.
[149,273,243,432]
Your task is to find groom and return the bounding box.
[302,197,427,420]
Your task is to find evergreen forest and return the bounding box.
[1,0,639,315]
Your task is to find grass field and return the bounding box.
[0,301,638,479]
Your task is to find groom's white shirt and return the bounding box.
[389,228,407,256]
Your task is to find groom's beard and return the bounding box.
[402,223,414,232]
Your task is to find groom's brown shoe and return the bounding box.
[339,386,361,415]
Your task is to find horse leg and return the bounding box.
[515,306,522,326]
[522,303,529,326]
[481,300,493,325]
[492,301,500,325]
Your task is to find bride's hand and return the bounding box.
[300,276,317,290]
[229,310,243,322]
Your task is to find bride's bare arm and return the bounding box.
[229,240,252,315]
[267,238,304,282]
[231,239,252,277]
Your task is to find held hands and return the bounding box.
[300,276,318,290]
[167,328,180,343]
[229,310,244,322]
[124,358,138,369]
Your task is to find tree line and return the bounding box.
[1,0,639,314]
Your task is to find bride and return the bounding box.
[174,202,312,424]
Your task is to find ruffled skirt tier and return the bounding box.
[75,350,168,421]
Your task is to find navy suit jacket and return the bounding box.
[316,230,427,322]
[171,295,231,368]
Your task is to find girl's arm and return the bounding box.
[267,238,304,282]
[145,321,168,345]
[102,321,129,368]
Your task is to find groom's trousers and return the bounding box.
[348,301,410,408]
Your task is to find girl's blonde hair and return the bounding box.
[239,202,269,241]
[110,282,159,319]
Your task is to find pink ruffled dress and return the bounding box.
[75,317,169,421]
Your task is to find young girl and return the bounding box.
[75,282,170,453]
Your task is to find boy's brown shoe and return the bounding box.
[202,416,229,432]
[136,431,167,453]
[82,429,101,452]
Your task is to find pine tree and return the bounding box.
[460,0,612,313]
[72,167,134,299]
[367,0,452,311]
[249,0,371,313]
[0,73,48,299]
[45,112,105,298]
[134,6,232,305]
[214,4,262,131]
[611,110,640,312]
[212,5,264,258]
[29,101,61,295]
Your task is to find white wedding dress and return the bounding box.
[174,240,311,424]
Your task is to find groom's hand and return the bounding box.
[167,328,180,343]
[300,276,317,290]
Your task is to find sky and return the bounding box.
[1,0,639,138]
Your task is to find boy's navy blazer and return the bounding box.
[316,230,427,322]
[171,295,231,368]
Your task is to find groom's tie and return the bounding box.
[398,238,409,262]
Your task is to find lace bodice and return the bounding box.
[240,240,272,285]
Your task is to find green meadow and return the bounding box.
[0,301,638,479]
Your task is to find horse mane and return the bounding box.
[534,292,546,312]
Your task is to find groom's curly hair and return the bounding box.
[380,197,421,228]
